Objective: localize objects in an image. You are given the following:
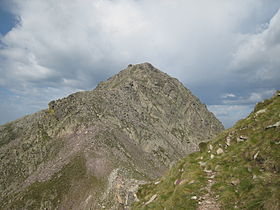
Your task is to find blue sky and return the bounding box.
[0,0,280,128]
[0,10,15,35]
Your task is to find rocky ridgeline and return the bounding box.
[0,63,223,209]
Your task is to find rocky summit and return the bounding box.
[0,63,223,210]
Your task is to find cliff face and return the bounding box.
[0,63,223,209]
[133,91,280,210]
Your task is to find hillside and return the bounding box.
[133,91,280,210]
[0,63,223,209]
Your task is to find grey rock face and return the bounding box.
[0,63,223,209]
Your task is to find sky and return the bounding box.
[0,0,280,128]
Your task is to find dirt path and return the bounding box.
[197,169,220,210]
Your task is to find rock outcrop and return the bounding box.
[0,63,223,209]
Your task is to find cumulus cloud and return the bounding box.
[230,8,280,89]
[221,93,236,99]
[208,105,255,128]
[0,0,280,126]
[222,89,276,105]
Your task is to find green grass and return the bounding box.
[133,152,207,209]
[203,92,280,209]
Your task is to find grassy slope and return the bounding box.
[1,155,102,210]
[133,91,280,210]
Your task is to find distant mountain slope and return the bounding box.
[133,91,280,210]
[0,63,223,210]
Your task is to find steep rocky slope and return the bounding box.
[133,91,280,210]
[0,63,223,210]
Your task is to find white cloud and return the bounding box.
[222,89,276,105]
[210,89,276,128]
[222,93,236,99]
[0,85,81,124]
[208,105,254,128]
[230,8,280,87]
[0,0,268,89]
[0,0,280,127]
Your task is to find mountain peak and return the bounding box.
[127,62,155,70]
[0,63,223,209]
[96,62,172,91]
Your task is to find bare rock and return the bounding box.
[191,196,198,200]
[266,121,280,129]
[237,136,248,142]
[216,148,224,155]
[144,194,157,206]
[253,151,260,160]
[188,180,195,184]
[210,175,215,179]
[204,169,213,173]
[231,179,240,186]
[179,179,188,185]
[154,181,161,185]
[226,136,231,146]
[199,161,207,167]
[255,109,266,116]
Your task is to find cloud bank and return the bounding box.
[0,0,280,127]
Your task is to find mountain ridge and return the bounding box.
[0,63,223,209]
